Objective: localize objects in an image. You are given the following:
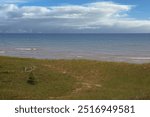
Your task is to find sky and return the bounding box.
[0,0,150,33]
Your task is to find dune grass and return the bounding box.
[0,56,150,100]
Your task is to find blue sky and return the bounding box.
[0,0,150,33]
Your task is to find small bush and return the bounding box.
[27,72,37,85]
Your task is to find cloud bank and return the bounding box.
[0,1,150,33]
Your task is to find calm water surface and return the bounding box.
[0,33,150,63]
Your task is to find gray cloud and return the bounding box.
[0,2,150,33]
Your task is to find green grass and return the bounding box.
[0,56,150,100]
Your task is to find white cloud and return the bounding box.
[0,2,150,33]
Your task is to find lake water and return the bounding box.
[0,33,150,63]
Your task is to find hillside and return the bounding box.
[0,56,150,99]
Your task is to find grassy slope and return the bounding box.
[0,56,150,100]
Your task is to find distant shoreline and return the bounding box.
[0,55,150,64]
[1,33,150,34]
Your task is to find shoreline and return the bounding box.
[0,55,150,64]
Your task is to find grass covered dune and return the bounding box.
[0,56,150,100]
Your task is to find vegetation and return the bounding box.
[27,72,37,85]
[0,56,150,100]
